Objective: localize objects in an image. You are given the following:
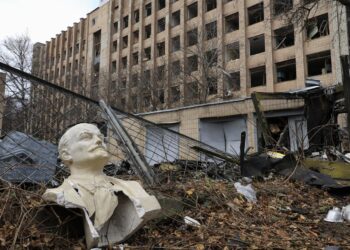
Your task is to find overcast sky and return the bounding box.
[0,0,101,44]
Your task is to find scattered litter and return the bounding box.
[234,182,257,203]
[267,151,285,159]
[342,205,350,222]
[344,153,350,164]
[324,207,343,223]
[241,177,252,184]
[184,216,201,227]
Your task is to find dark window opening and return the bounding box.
[206,0,217,12]
[225,42,240,62]
[143,94,152,108]
[276,59,296,82]
[123,16,129,29]
[274,25,294,49]
[224,71,240,95]
[157,65,166,81]
[93,30,101,60]
[307,14,329,40]
[131,74,138,87]
[207,77,218,95]
[132,52,139,65]
[307,51,332,76]
[274,0,293,16]
[172,36,181,52]
[248,3,264,25]
[187,29,198,46]
[113,21,118,33]
[144,47,151,61]
[112,61,117,72]
[134,10,140,23]
[145,24,152,39]
[157,42,165,57]
[156,89,165,104]
[205,49,218,66]
[122,36,128,48]
[185,82,199,101]
[145,3,152,16]
[158,18,166,33]
[133,30,139,44]
[158,0,166,10]
[172,60,181,78]
[121,56,127,69]
[170,86,180,102]
[225,13,239,33]
[171,10,181,27]
[187,55,198,73]
[143,70,151,84]
[250,66,266,87]
[249,34,265,55]
[112,40,118,52]
[205,21,217,40]
[187,2,198,20]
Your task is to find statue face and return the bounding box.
[64,124,109,167]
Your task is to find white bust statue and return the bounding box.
[43,123,161,249]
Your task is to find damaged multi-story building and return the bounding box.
[32,0,350,154]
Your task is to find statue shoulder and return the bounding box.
[42,180,72,203]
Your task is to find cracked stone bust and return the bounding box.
[43,123,161,249]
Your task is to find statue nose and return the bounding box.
[95,136,102,145]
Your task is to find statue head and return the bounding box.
[58,123,109,169]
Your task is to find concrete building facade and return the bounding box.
[32,0,349,153]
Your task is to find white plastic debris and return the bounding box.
[344,153,350,164]
[184,216,201,227]
[342,205,350,222]
[324,207,343,223]
[234,182,257,203]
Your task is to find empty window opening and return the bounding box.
[206,0,217,12]
[171,11,181,27]
[172,60,181,78]
[171,86,180,102]
[276,59,296,82]
[307,51,332,76]
[131,74,138,87]
[274,25,294,49]
[75,43,79,53]
[172,36,181,52]
[121,56,127,69]
[134,10,140,23]
[112,61,117,72]
[249,34,265,55]
[158,0,166,10]
[187,55,198,73]
[133,52,139,65]
[205,49,218,66]
[224,71,240,95]
[113,21,118,33]
[158,18,166,33]
[145,24,152,39]
[156,89,165,103]
[133,30,139,44]
[274,0,293,16]
[205,21,217,40]
[143,69,151,84]
[207,77,218,95]
[157,42,165,57]
[225,13,239,33]
[123,16,129,29]
[143,94,152,109]
[187,2,198,20]
[185,82,199,100]
[112,40,118,52]
[122,36,128,48]
[93,30,101,60]
[248,3,264,25]
[187,29,198,46]
[144,47,151,61]
[92,18,96,25]
[225,42,240,62]
[145,3,152,16]
[307,14,329,40]
[250,66,266,87]
[157,65,166,81]
[120,78,127,89]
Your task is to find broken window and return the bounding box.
[185,82,199,102]
[187,29,198,46]
[224,71,240,94]
[112,40,118,52]
[131,74,139,87]
[307,14,329,40]
[248,2,264,25]
[144,47,151,61]
[274,25,294,49]
[93,30,101,60]
[205,49,218,66]
[170,86,180,102]
[157,42,165,57]
[171,60,181,78]
[249,34,265,55]
[187,55,198,73]
[158,18,166,33]
[206,0,217,12]
[158,0,166,10]
[143,94,152,108]
[134,9,140,23]
[225,13,239,33]
[121,56,127,69]
[143,69,151,85]
[171,10,181,27]
[145,24,152,39]
[122,35,128,48]
[156,89,165,103]
[207,77,218,95]
[157,65,166,81]
[113,21,118,33]
[123,16,129,29]
[145,3,152,16]
[133,30,139,44]
[112,60,117,72]
[120,78,127,89]
[250,66,266,87]
[205,21,217,40]
[307,50,332,76]
[276,59,296,82]
[172,36,181,52]
[225,42,240,62]
[187,2,198,20]
[132,52,139,65]
[274,0,293,16]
